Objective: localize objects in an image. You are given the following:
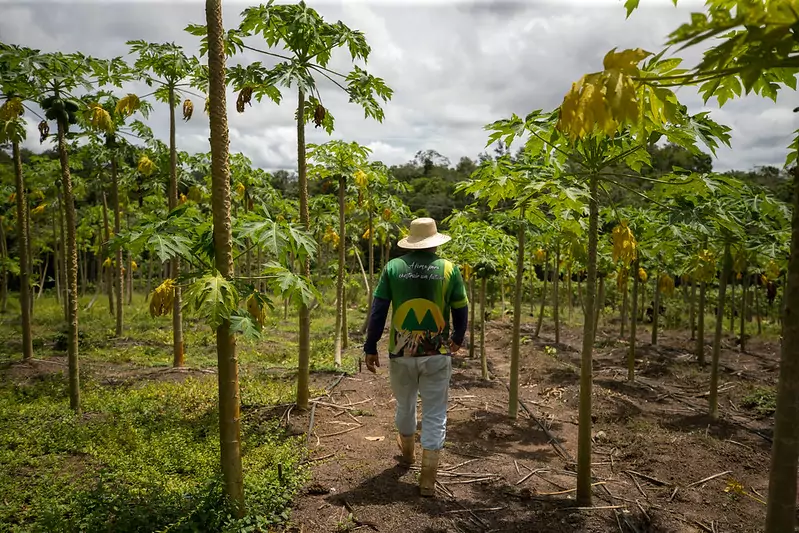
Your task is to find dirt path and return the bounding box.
[287,321,776,533]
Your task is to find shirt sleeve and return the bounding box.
[448,264,469,310]
[364,297,391,356]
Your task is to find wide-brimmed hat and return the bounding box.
[397,217,451,250]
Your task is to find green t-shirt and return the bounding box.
[373,250,468,356]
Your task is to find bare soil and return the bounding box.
[286,319,781,533]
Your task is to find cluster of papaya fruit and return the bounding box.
[40,95,79,127]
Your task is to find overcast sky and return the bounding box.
[2,0,797,173]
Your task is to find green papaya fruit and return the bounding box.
[51,99,65,113]
[45,108,57,120]
[67,111,77,125]
[41,95,56,109]
[64,100,79,113]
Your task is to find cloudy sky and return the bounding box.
[2,0,797,172]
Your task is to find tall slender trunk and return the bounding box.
[535,250,549,338]
[296,87,311,410]
[553,243,560,344]
[58,193,67,320]
[620,273,628,339]
[690,278,697,340]
[480,277,487,380]
[764,163,799,533]
[333,175,346,367]
[709,242,732,419]
[469,278,476,359]
[101,191,114,316]
[755,282,762,335]
[51,211,60,306]
[0,217,8,313]
[577,173,598,506]
[529,250,535,315]
[593,275,605,343]
[509,214,525,419]
[729,279,736,333]
[567,267,573,324]
[37,254,49,299]
[697,281,707,365]
[12,141,32,360]
[639,276,646,322]
[206,0,245,514]
[169,87,185,367]
[57,118,79,412]
[501,279,507,319]
[651,270,661,345]
[341,284,348,349]
[26,194,33,313]
[112,158,123,337]
[740,268,748,352]
[629,259,639,381]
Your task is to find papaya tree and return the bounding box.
[127,40,205,367]
[307,140,372,367]
[191,2,393,409]
[486,48,731,504]
[0,43,40,361]
[205,0,244,514]
[31,51,128,411]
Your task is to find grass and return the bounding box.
[0,290,365,533]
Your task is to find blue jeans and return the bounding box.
[389,355,453,451]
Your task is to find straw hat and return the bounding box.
[397,217,451,250]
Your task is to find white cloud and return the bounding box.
[2,0,797,175]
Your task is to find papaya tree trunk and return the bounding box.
[567,267,573,324]
[755,281,762,335]
[729,279,736,333]
[535,250,549,338]
[764,163,799,533]
[296,87,311,410]
[577,173,599,506]
[629,259,639,382]
[37,254,49,299]
[168,88,185,367]
[509,213,525,419]
[101,190,114,316]
[57,118,79,412]
[709,242,732,419]
[51,210,60,306]
[690,278,697,340]
[58,193,67,319]
[480,276,487,380]
[0,219,7,314]
[12,141,32,360]
[620,273,628,339]
[553,242,560,344]
[639,276,646,322]
[652,270,661,345]
[740,268,748,353]
[341,284,348,349]
[697,280,707,365]
[593,275,605,343]
[469,278,476,359]
[112,158,123,337]
[529,250,535,315]
[333,174,346,367]
[206,0,245,514]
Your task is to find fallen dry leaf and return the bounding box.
[365,436,385,442]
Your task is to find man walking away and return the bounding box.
[363,217,468,497]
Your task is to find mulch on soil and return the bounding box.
[287,320,778,533]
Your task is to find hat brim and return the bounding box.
[397,233,451,250]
